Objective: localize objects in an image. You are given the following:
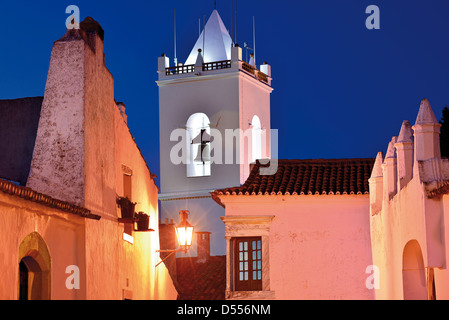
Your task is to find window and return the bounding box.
[123,173,132,200]
[186,113,211,177]
[234,237,262,291]
[222,215,275,299]
[123,172,133,241]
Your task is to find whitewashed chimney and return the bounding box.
[27,17,116,211]
[395,120,414,190]
[369,152,384,215]
[383,136,398,201]
[413,99,441,162]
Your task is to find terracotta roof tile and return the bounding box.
[212,158,375,201]
[0,178,100,220]
[176,256,226,300]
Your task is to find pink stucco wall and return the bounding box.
[0,193,87,300]
[221,195,374,299]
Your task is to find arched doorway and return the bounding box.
[18,232,52,300]
[402,240,426,300]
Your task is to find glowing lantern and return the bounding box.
[175,210,194,253]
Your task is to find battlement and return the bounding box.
[369,99,449,215]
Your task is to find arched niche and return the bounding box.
[18,232,52,300]
[402,239,426,300]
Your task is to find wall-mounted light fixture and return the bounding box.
[156,210,194,267]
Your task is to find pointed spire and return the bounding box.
[397,120,414,144]
[385,136,398,159]
[396,121,414,190]
[413,98,441,161]
[185,10,232,65]
[415,98,438,125]
[370,152,384,179]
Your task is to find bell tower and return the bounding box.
[157,9,273,256]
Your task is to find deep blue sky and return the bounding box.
[1,1,448,187]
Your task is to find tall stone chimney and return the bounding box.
[382,136,398,200]
[395,120,414,190]
[196,232,211,262]
[413,99,441,162]
[369,152,384,215]
[27,17,116,213]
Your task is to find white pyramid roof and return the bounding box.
[185,10,232,65]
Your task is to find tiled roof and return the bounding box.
[0,178,100,220]
[176,256,226,300]
[212,158,375,201]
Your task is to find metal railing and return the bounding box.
[165,64,195,75]
[257,71,268,83]
[164,59,269,85]
[203,60,231,71]
[241,61,255,75]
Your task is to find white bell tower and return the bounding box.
[157,9,273,256]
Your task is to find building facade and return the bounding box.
[0,17,177,300]
[212,158,375,299]
[213,99,449,300]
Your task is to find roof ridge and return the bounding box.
[212,157,375,200]
[0,178,100,220]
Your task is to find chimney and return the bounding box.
[413,99,441,162]
[27,17,114,209]
[196,231,211,262]
[395,120,414,190]
[382,136,398,201]
[369,152,384,215]
[79,17,105,55]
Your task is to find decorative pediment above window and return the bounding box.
[220,215,274,237]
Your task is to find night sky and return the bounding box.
[1,1,448,187]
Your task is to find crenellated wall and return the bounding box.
[369,98,449,300]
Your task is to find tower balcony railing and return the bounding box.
[241,61,255,75]
[165,64,195,75]
[164,59,270,85]
[203,60,232,71]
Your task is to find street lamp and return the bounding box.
[175,210,194,253]
[156,210,194,267]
